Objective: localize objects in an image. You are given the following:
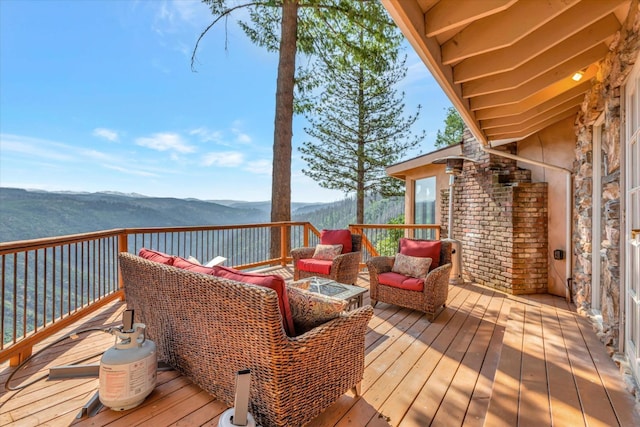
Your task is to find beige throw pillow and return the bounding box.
[312,244,343,260]
[392,253,432,278]
[286,285,347,334]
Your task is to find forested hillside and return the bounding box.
[0,188,405,242]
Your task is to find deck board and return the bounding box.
[1,269,638,427]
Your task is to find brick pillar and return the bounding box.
[445,130,549,294]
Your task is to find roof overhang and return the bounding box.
[382,0,631,145]
[386,143,462,179]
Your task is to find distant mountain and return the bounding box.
[0,188,405,242]
[0,188,269,242]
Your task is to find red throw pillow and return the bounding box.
[320,229,352,253]
[138,248,175,265]
[399,238,441,269]
[172,256,218,275]
[212,266,296,337]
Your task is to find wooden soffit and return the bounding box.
[382,0,632,145]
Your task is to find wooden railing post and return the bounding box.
[118,232,128,300]
[303,223,309,248]
[280,223,288,266]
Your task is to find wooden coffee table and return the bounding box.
[290,277,367,310]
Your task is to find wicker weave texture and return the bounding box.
[291,233,363,285]
[366,240,452,320]
[119,252,373,427]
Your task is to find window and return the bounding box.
[414,177,436,239]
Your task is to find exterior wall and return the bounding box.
[442,131,548,294]
[402,163,448,226]
[517,117,575,296]
[573,3,640,353]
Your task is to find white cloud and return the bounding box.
[0,134,77,161]
[103,164,159,177]
[190,127,223,143]
[135,132,196,153]
[153,0,211,34]
[235,132,252,144]
[93,127,119,142]
[202,151,244,167]
[244,159,271,174]
[231,121,252,144]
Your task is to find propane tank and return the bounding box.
[99,323,157,411]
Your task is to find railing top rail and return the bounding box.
[350,224,441,230]
[0,228,126,254]
[0,222,314,255]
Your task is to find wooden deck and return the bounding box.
[1,268,638,426]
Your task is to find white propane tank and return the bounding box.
[99,323,157,411]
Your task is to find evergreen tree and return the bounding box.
[298,3,424,224]
[194,0,390,256]
[434,106,465,148]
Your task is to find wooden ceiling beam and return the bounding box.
[453,0,626,83]
[480,94,585,129]
[441,0,579,65]
[470,59,601,110]
[486,107,580,140]
[461,15,619,96]
[474,80,592,120]
[464,43,609,99]
[381,0,487,144]
[424,0,517,37]
[483,101,583,134]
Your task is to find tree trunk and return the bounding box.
[270,0,297,259]
[356,65,365,224]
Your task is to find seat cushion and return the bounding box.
[320,229,352,253]
[138,248,175,265]
[297,258,333,275]
[399,239,441,270]
[212,266,296,337]
[378,271,425,292]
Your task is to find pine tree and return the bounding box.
[194,0,390,256]
[298,4,424,224]
[434,106,465,148]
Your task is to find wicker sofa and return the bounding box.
[366,239,452,320]
[118,252,373,427]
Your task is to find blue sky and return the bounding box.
[0,0,452,203]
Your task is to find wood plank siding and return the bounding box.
[1,269,638,426]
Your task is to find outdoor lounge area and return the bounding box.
[1,265,638,427]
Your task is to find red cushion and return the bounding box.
[399,239,441,270]
[378,272,425,292]
[212,266,295,337]
[320,229,352,253]
[172,257,217,275]
[138,248,175,265]
[296,259,333,275]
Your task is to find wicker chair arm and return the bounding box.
[291,247,316,262]
[423,262,452,304]
[366,256,395,274]
[290,305,373,344]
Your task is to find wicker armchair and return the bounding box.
[119,252,372,427]
[366,239,452,320]
[291,232,362,285]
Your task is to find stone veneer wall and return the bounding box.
[573,1,640,353]
[441,130,548,294]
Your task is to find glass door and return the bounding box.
[625,58,640,382]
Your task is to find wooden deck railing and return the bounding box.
[0,221,438,366]
[350,224,441,264]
